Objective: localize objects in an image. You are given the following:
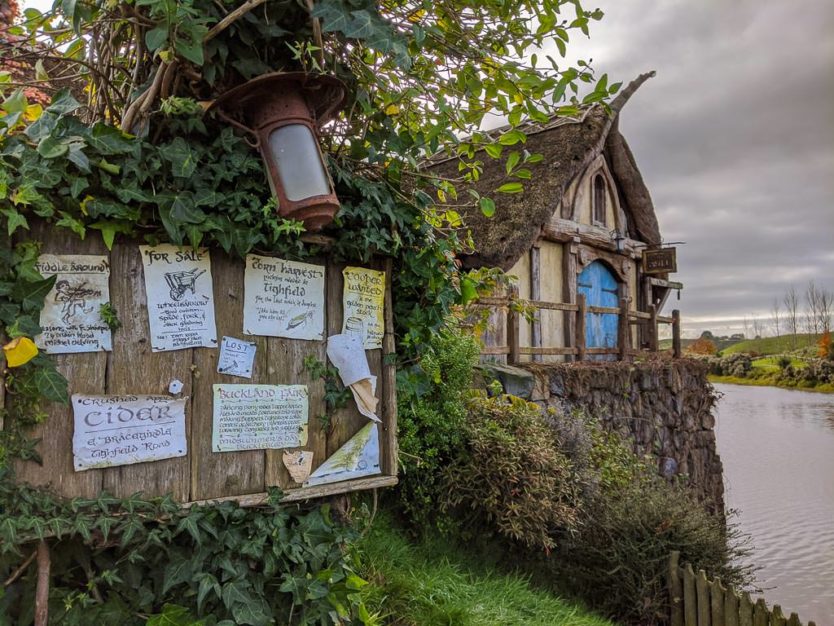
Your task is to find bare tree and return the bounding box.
[784,285,800,348]
[819,288,833,334]
[805,280,822,341]
[742,315,750,340]
[770,298,781,338]
[751,315,764,339]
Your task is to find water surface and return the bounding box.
[715,383,834,625]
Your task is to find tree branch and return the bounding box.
[204,0,268,43]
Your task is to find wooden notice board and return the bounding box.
[7,229,397,505]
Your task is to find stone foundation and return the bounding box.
[479,359,724,512]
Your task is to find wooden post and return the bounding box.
[507,285,520,365]
[771,606,786,626]
[711,578,726,626]
[672,309,682,358]
[683,563,697,626]
[696,569,710,626]
[34,540,50,626]
[576,293,586,361]
[563,241,578,360]
[752,599,768,626]
[739,592,754,626]
[530,245,542,362]
[724,590,740,626]
[668,552,684,626]
[649,304,659,352]
[618,297,630,362]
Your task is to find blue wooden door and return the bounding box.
[577,261,618,357]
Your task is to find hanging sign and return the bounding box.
[139,245,217,351]
[342,266,385,349]
[642,247,677,275]
[243,255,325,340]
[34,254,112,354]
[212,384,309,452]
[72,394,187,471]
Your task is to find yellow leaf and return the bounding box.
[384,103,400,115]
[80,195,94,216]
[24,104,43,122]
[3,336,38,368]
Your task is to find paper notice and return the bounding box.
[243,255,325,340]
[72,394,187,471]
[283,450,314,483]
[217,336,257,378]
[326,334,371,386]
[342,266,385,349]
[35,254,112,354]
[212,384,308,452]
[305,422,380,487]
[139,245,217,352]
[350,378,380,423]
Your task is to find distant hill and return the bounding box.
[721,333,822,356]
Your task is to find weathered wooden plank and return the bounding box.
[683,563,697,626]
[739,592,754,626]
[588,305,622,315]
[771,605,787,626]
[12,223,107,498]
[668,553,684,626]
[618,296,630,362]
[264,256,328,490]
[507,284,520,365]
[380,259,397,477]
[696,569,711,626]
[523,299,579,312]
[190,252,265,501]
[786,614,801,626]
[576,293,586,361]
[649,304,659,351]
[562,243,578,359]
[752,599,768,626]
[672,310,682,358]
[724,589,740,626]
[518,347,579,356]
[711,578,725,626]
[629,310,652,321]
[529,246,542,362]
[480,347,511,356]
[585,347,620,355]
[102,243,191,500]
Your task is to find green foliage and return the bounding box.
[99,302,122,331]
[0,476,376,625]
[441,394,580,552]
[302,354,350,429]
[394,322,480,527]
[358,513,613,626]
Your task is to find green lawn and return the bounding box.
[722,333,820,356]
[750,356,806,372]
[359,515,615,626]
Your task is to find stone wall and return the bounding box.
[480,359,724,512]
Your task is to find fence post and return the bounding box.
[668,552,684,626]
[507,286,520,365]
[711,578,726,626]
[618,297,630,361]
[576,293,586,361]
[696,570,710,626]
[649,304,659,352]
[752,599,768,626]
[672,309,682,358]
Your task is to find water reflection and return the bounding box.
[715,384,834,625]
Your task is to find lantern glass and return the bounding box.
[267,124,331,201]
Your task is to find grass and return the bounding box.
[750,356,806,372]
[708,374,834,394]
[721,333,821,356]
[358,514,615,626]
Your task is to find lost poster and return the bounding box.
[342,266,385,349]
[35,254,112,353]
[243,255,325,340]
[139,245,217,352]
[72,394,187,471]
[212,384,309,452]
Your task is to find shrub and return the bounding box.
[818,330,833,360]
[686,337,717,355]
[395,322,481,528]
[776,355,792,370]
[440,394,580,552]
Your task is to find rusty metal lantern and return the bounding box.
[210,72,347,231]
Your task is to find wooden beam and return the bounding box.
[649,304,659,352]
[563,244,578,359]
[522,299,578,312]
[618,297,631,362]
[507,285,520,365]
[543,217,644,256]
[381,258,398,476]
[588,305,621,315]
[529,247,542,362]
[519,347,579,356]
[672,310,682,358]
[576,293,586,361]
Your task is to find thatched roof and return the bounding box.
[428,72,660,271]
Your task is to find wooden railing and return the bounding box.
[668,552,817,626]
[474,292,681,364]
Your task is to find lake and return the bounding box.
[714,383,834,625]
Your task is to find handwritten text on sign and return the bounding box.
[212,384,309,452]
[139,245,217,352]
[35,254,112,354]
[72,395,187,471]
[342,266,385,349]
[243,255,325,340]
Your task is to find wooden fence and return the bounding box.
[475,291,681,364]
[668,553,817,626]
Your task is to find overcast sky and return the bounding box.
[21,0,834,336]
[558,0,834,336]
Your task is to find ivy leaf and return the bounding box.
[175,37,205,66]
[46,89,81,116]
[496,182,524,194]
[34,365,69,404]
[13,275,56,313]
[146,604,205,626]
[164,138,198,178]
[89,221,132,250]
[162,559,194,594]
[1,207,29,235]
[311,2,352,33]
[145,25,168,51]
[221,579,254,611]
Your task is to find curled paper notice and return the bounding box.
[283,450,314,483]
[326,334,381,422]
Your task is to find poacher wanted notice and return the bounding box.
[139,244,217,352]
[35,254,112,353]
[243,255,325,340]
[72,394,187,471]
[342,266,385,349]
[212,384,309,452]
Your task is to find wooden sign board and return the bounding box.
[642,247,677,275]
[9,224,397,506]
